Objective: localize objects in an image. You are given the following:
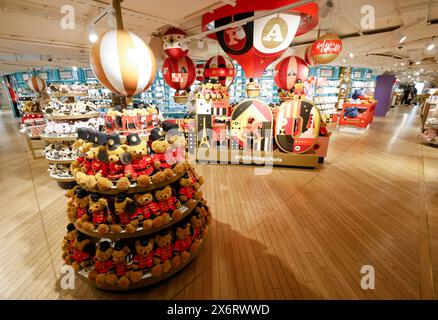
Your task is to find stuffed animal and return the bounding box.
[131,239,161,280]
[88,241,114,286]
[154,186,182,220]
[69,233,94,271]
[126,133,153,187]
[178,175,202,206]
[154,231,179,273]
[82,193,111,235]
[61,223,77,263]
[133,193,164,229]
[112,194,140,234]
[173,223,193,264]
[70,188,89,226]
[106,241,133,288]
[190,213,204,253]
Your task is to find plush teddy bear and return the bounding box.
[69,232,94,271]
[88,241,114,286]
[131,239,162,280]
[112,194,140,234]
[154,186,182,220]
[173,223,193,264]
[106,241,133,288]
[82,193,112,235]
[190,213,205,253]
[177,175,202,206]
[133,193,165,229]
[154,231,179,273]
[213,83,222,100]
[69,187,89,226]
[126,133,153,187]
[61,223,77,263]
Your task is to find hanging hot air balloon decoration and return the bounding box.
[304,44,316,66]
[274,55,309,101]
[311,33,342,64]
[28,76,47,93]
[162,56,196,104]
[162,27,189,60]
[203,55,235,87]
[202,0,319,81]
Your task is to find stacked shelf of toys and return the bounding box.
[62,125,211,290]
[420,94,438,146]
[336,67,352,110]
[348,68,376,99]
[41,84,103,185]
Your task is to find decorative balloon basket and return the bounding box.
[173,95,189,104]
[246,89,261,98]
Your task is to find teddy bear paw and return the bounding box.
[117,276,130,288]
[152,172,165,184]
[87,270,98,281]
[110,224,123,234]
[143,220,153,230]
[137,175,151,187]
[162,261,172,273]
[130,271,143,283]
[181,251,190,264]
[105,274,118,286]
[162,213,171,225]
[97,224,110,235]
[172,256,181,268]
[152,217,163,228]
[82,221,94,232]
[116,177,131,191]
[172,210,182,221]
[96,177,113,191]
[125,224,137,234]
[95,274,107,286]
[151,265,162,277]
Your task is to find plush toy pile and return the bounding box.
[62,122,211,290]
[43,142,80,160]
[195,80,229,101]
[47,83,89,94]
[48,163,72,178]
[43,118,104,137]
[43,100,98,116]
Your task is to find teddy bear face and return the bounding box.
[135,239,154,256]
[73,236,90,251]
[89,198,107,213]
[213,83,221,91]
[107,145,127,163]
[73,196,89,209]
[65,229,78,241]
[86,146,101,160]
[151,140,169,154]
[95,246,113,262]
[133,193,154,206]
[179,177,193,188]
[155,187,172,202]
[129,141,148,159]
[205,82,214,90]
[155,232,172,248]
[112,246,130,263]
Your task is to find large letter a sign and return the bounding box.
[255,13,300,54]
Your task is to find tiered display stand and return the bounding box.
[62,135,210,291]
[41,92,100,188]
[339,102,376,134]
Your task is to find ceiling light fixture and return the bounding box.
[427,39,435,51]
[88,24,98,43]
[400,35,407,43]
[349,53,354,58]
[416,61,421,65]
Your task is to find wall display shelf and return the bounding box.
[41,134,77,142]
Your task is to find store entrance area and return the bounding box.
[1,105,437,299]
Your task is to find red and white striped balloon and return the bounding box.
[90,29,156,97]
[28,76,46,93]
[274,56,309,91]
[203,55,235,87]
[162,56,195,91]
[304,45,316,66]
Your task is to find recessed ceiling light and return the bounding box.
[416,61,421,65]
[400,35,407,43]
[349,53,354,58]
[89,32,98,43]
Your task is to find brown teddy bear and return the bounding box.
[154,186,182,220]
[173,223,193,264]
[133,193,162,229]
[154,231,179,273]
[190,213,205,253]
[61,223,77,263]
[106,241,133,288]
[69,232,94,271]
[112,194,140,234]
[150,138,174,184]
[177,175,202,206]
[126,133,153,187]
[88,241,114,286]
[132,239,162,280]
[69,188,89,227]
[82,193,112,235]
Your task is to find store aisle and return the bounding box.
[0,107,437,299]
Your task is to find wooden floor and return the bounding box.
[0,105,437,300]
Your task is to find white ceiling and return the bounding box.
[1,0,438,82]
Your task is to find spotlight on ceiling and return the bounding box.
[349,52,354,58]
[427,40,435,51]
[319,0,334,18]
[88,24,98,43]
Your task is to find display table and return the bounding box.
[339,102,376,134]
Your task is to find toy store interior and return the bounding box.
[0,0,438,302]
